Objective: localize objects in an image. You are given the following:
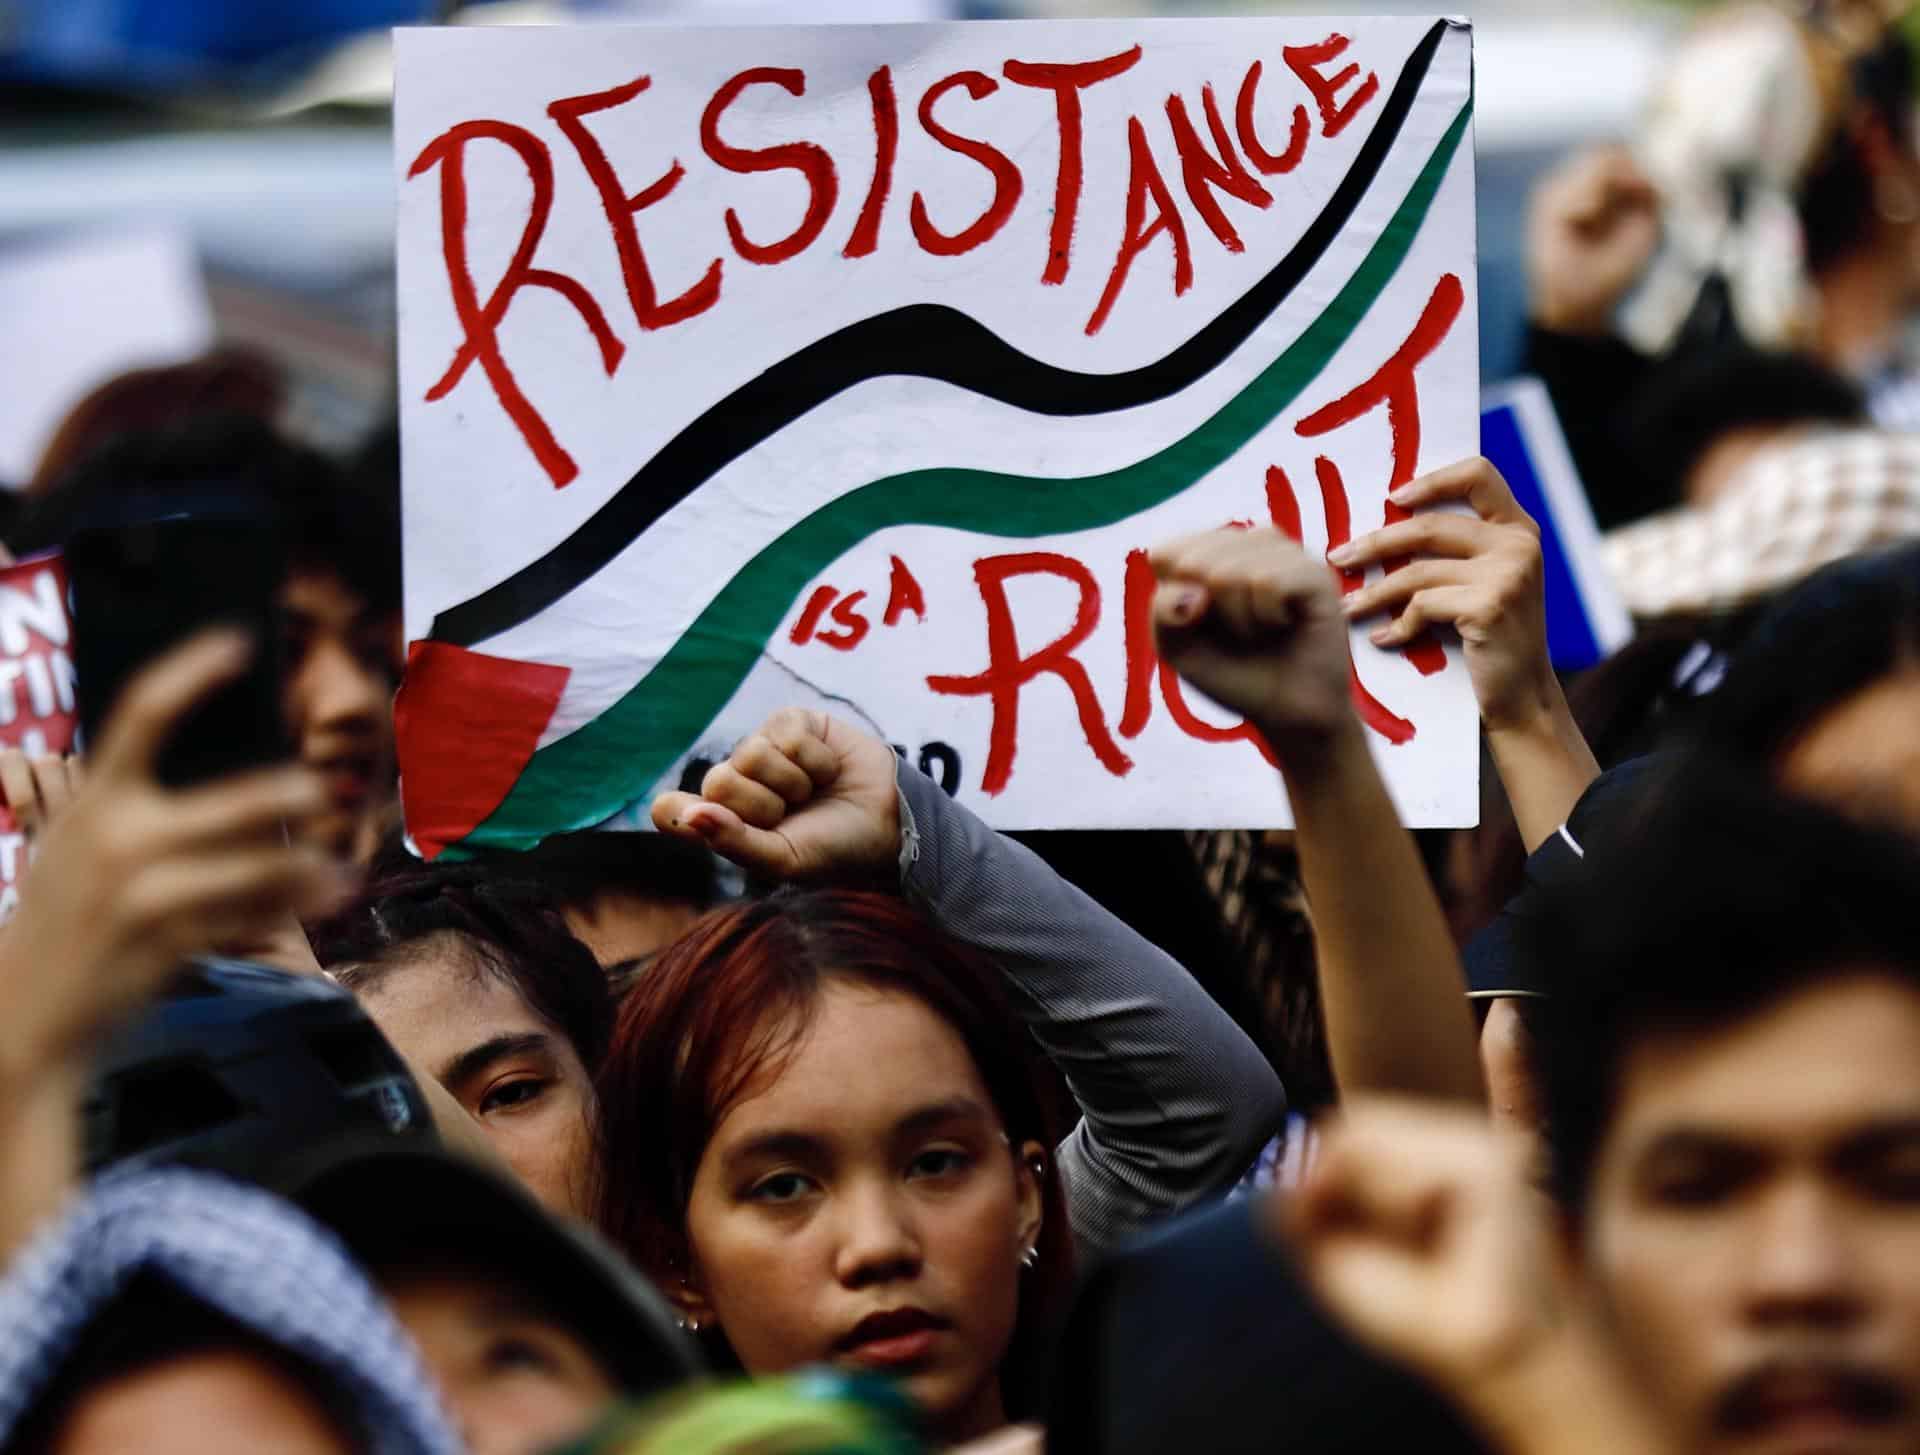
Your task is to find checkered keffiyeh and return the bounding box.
[1604,429,1920,619]
[0,1166,463,1455]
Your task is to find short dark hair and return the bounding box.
[1534,767,1920,1212]
[1694,541,1920,766]
[311,862,614,1074]
[469,830,721,917]
[11,413,400,615]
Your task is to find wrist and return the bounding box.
[1481,673,1566,741]
[1263,713,1370,791]
[1529,292,1615,337]
[1469,1323,1666,1455]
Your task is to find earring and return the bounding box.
[678,1315,702,1333]
[1020,1246,1039,1270]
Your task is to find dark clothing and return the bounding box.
[1048,1198,1487,1455]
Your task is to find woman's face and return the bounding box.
[679,978,1045,1444]
[352,934,596,1218]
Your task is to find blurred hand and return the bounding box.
[1281,1098,1562,1402]
[1334,459,1552,734]
[0,632,349,1072]
[1148,528,1352,759]
[0,750,83,839]
[1527,146,1660,335]
[651,708,901,880]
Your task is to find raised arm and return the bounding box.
[0,633,346,1262]
[1336,458,1600,853]
[1149,528,1484,1105]
[1285,1099,1673,1455]
[654,710,1287,1253]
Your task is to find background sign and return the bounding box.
[1480,377,1633,675]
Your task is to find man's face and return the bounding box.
[278,570,400,863]
[1582,971,1920,1455]
[351,933,596,1219]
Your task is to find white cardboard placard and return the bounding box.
[393,17,1479,852]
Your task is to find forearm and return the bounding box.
[897,765,1286,1250]
[1485,682,1600,853]
[0,1060,81,1268]
[1469,1329,1674,1455]
[1280,723,1483,1106]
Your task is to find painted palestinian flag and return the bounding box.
[393,16,1480,855]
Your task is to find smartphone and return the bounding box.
[68,509,291,787]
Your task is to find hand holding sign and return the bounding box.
[651,708,901,881]
[1148,528,1352,761]
[1335,456,1599,850]
[0,632,349,1069]
[1335,458,1550,735]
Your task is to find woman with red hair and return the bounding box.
[602,525,1480,1443]
[595,888,1073,1444]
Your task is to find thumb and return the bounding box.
[652,793,799,878]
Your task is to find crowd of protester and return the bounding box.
[6,1,1920,1451]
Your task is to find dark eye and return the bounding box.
[478,1078,549,1116]
[908,1148,973,1181]
[1860,1157,1920,1203]
[1645,1162,1746,1209]
[746,1172,816,1204]
[483,1335,563,1376]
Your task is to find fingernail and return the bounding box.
[1340,595,1363,617]
[685,810,721,840]
[1326,543,1356,566]
[1170,586,1204,622]
[1369,626,1392,645]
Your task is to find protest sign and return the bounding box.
[0,554,79,919]
[1480,378,1632,675]
[392,17,1479,853]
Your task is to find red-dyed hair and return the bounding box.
[592,887,1072,1413]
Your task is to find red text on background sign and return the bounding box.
[0,557,81,919]
[790,275,1462,794]
[410,34,1381,486]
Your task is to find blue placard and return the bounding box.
[1480,378,1632,674]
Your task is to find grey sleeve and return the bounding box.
[895,762,1287,1255]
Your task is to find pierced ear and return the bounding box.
[660,1254,716,1332]
[1012,1139,1048,1259]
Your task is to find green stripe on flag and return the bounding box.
[464,97,1474,851]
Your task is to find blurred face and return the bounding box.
[1582,972,1920,1455]
[51,1349,351,1455]
[564,892,701,975]
[384,1269,615,1455]
[279,570,400,862]
[681,979,1044,1445]
[1779,669,1920,832]
[352,934,595,1217]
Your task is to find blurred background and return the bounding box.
[0,0,1686,476]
